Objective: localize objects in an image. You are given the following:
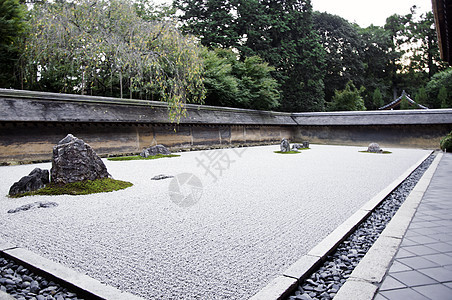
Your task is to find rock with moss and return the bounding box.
[9,168,49,196]
[51,134,110,184]
[440,131,452,152]
[140,145,171,158]
[280,139,290,152]
[367,143,383,153]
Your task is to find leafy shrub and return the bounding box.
[440,131,452,152]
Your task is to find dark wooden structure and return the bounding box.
[378,91,429,110]
[432,0,452,64]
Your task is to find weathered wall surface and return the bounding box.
[1,89,451,164]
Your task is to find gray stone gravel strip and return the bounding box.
[0,290,15,300]
[0,242,144,300]
[334,152,443,300]
[250,151,433,300]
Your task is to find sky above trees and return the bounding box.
[311,0,432,27]
[155,0,432,27]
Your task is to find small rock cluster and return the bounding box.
[288,153,435,300]
[7,201,58,214]
[0,255,83,300]
[140,145,171,158]
[292,142,309,150]
[9,169,49,197]
[280,139,309,152]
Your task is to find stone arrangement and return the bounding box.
[8,168,49,196]
[51,134,110,184]
[151,174,174,180]
[292,141,310,150]
[8,201,58,214]
[280,138,290,152]
[367,142,383,153]
[140,145,171,158]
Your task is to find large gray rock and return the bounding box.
[9,168,49,196]
[140,145,171,158]
[51,134,109,184]
[280,139,290,152]
[367,143,383,153]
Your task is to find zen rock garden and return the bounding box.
[8,134,130,199]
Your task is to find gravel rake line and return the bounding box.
[286,153,436,300]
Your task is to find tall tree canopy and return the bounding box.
[1,0,448,114]
[22,0,205,122]
[202,48,280,110]
[174,0,238,49]
[313,12,364,104]
[0,0,26,88]
[177,0,326,112]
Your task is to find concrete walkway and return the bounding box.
[374,152,452,300]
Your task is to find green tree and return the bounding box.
[202,48,279,110]
[439,87,449,108]
[177,0,326,112]
[400,95,413,110]
[22,0,205,123]
[313,12,364,104]
[202,48,239,107]
[174,0,238,48]
[372,88,384,109]
[407,11,446,79]
[134,0,176,21]
[385,8,446,97]
[0,0,26,88]
[237,0,326,112]
[327,81,366,111]
[359,25,395,107]
[237,55,280,110]
[425,68,452,109]
[415,87,428,107]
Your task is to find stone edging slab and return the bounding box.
[249,151,434,300]
[333,152,443,300]
[0,241,144,300]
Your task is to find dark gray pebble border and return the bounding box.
[0,254,83,300]
[286,153,436,300]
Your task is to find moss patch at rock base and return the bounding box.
[107,154,180,161]
[9,178,133,198]
[274,150,302,154]
[359,150,392,154]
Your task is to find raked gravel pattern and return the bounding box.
[287,153,435,300]
[0,145,431,299]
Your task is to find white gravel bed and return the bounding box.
[0,144,431,299]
